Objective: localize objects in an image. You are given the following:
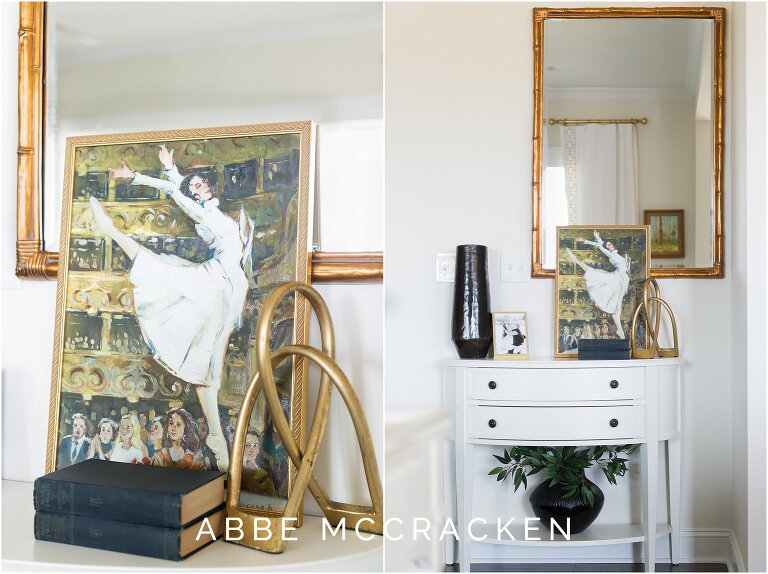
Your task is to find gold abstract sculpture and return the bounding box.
[631,278,679,359]
[226,281,383,553]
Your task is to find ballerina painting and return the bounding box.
[88,145,251,469]
[554,226,648,358]
[48,123,313,514]
[566,230,630,339]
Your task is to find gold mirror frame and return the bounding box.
[531,7,725,279]
[16,2,383,283]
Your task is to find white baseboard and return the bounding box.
[469,528,734,565]
[729,531,745,572]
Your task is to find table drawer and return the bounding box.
[468,368,645,402]
[467,405,645,441]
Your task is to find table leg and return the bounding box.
[668,436,681,565]
[642,441,658,573]
[457,442,474,572]
[444,439,457,566]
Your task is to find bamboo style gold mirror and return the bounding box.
[16,2,383,282]
[532,7,725,278]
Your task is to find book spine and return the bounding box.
[33,478,181,527]
[578,350,631,360]
[34,511,181,561]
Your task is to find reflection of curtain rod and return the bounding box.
[547,117,648,125]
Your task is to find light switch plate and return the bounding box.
[436,253,455,282]
[501,253,530,282]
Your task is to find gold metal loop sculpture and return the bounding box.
[226,281,383,553]
[631,278,679,359]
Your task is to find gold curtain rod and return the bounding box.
[547,117,648,126]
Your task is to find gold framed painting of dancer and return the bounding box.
[47,122,314,519]
[554,225,650,359]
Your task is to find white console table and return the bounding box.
[443,358,682,572]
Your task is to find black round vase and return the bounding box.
[451,245,492,359]
[529,479,605,535]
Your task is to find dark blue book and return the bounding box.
[34,506,224,561]
[578,349,632,360]
[34,459,225,527]
[577,338,631,351]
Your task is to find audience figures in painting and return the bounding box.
[56,407,279,497]
[557,319,631,353]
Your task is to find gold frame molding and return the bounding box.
[16,2,382,283]
[531,6,725,279]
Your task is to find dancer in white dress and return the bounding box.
[89,146,252,470]
[565,230,631,339]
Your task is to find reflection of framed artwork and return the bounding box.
[492,312,529,360]
[644,210,685,258]
[555,226,649,359]
[47,122,314,521]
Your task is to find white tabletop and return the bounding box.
[444,356,683,368]
[2,480,382,572]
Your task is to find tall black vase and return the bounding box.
[452,245,492,358]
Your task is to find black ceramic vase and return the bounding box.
[528,479,605,535]
[451,244,492,358]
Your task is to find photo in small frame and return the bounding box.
[555,226,650,358]
[644,209,685,258]
[492,312,529,359]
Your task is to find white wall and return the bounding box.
[385,1,762,564]
[1,1,384,520]
[729,6,748,567]
[730,3,767,571]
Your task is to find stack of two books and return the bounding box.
[33,459,226,561]
[578,338,632,360]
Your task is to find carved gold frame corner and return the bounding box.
[16,2,382,283]
[531,6,725,279]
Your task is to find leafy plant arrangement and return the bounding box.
[489,445,637,507]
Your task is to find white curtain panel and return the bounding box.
[565,123,639,225]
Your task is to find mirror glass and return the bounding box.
[43,2,383,252]
[541,18,714,270]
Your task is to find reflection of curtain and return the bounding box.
[563,124,638,225]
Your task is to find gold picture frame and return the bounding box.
[47,122,314,522]
[492,312,529,360]
[644,210,685,259]
[531,7,725,279]
[15,2,382,283]
[554,225,650,359]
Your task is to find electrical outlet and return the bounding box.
[501,254,530,282]
[436,253,455,282]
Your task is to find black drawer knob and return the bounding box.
[610,418,619,428]
[488,419,497,428]
[610,380,619,389]
[488,381,497,390]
